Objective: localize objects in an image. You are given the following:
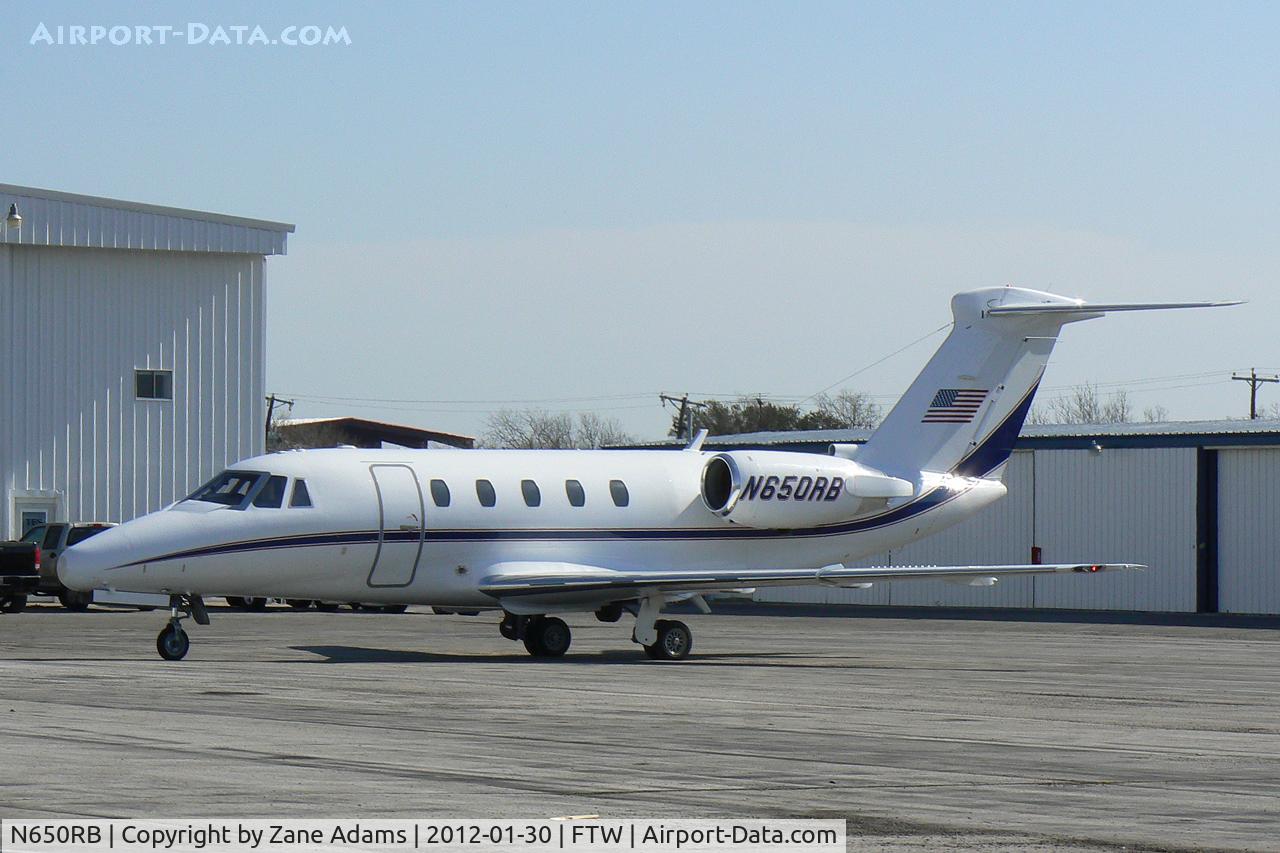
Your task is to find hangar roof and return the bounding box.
[0,183,293,255]
[613,418,1280,452]
[275,417,475,450]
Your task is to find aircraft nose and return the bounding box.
[58,525,136,591]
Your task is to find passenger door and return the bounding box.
[367,465,425,587]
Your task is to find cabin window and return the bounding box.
[135,369,173,400]
[521,479,541,507]
[289,479,313,508]
[565,479,586,507]
[609,480,630,507]
[252,475,288,508]
[186,470,265,509]
[430,479,450,507]
[476,479,497,507]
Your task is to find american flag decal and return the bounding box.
[922,388,988,423]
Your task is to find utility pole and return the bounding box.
[660,393,709,441]
[264,393,295,447]
[1232,369,1279,419]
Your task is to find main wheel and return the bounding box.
[242,597,269,611]
[595,603,624,623]
[286,599,313,611]
[225,596,246,608]
[523,616,571,658]
[644,620,693,661]
[58,588,93,611]
[499,612,519,640]
[156,624,190,661]
[1,595,27,614]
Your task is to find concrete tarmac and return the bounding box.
[1,601,1277,852]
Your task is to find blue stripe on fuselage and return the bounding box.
[122,385,1036,567]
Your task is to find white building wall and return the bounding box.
[1217,448,1280,614]
[1,244,265,533]
[1030,448,1197,611]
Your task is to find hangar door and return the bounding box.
[1032,447,1197,612]
[367,465,425,587]
[1217,448,1280,614]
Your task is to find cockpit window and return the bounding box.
[253,475,288,508]
[289,479,313,508]
[186,470,266,508]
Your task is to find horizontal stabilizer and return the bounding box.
[986,300,1241,316]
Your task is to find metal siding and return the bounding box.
[886,451,1035,607]
[0,189,288,256]
[1217,449,1280,614]
[1,246,266,533]
[1031,448,1197,611]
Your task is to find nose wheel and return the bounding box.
[157,623,190,660]
[154,595,208,661]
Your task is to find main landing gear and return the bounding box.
[155,595,209,661]
[499,613,572,657]
[497,595,694,661]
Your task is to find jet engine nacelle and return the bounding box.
[699,450,914,528]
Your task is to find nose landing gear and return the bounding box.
[155,595,209,661]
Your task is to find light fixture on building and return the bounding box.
[4,203,21,229]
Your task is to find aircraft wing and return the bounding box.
[478,561,1143,611]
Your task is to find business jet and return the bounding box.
[58,287,1236,661]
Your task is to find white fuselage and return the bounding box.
[63,447,1005,606]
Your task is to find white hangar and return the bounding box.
[620,421,1280,616]
[0,184,293,537]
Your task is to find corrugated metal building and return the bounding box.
[0,184,293,536]
[618,421,1280,615]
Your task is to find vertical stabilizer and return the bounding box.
[855,287,1094,481]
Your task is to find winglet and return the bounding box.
[686,428,709,451]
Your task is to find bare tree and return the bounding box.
[1143,404,1169,423]
[806,390,882,429]
[1029,384,1132,425]
[484,409,633,449]
[575,412,634,448]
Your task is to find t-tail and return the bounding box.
[854,287,1240,483]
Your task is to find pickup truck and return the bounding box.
[19,522,116,610]
[0,541,40,613]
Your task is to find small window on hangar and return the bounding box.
[135,369,173,400]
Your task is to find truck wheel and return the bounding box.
[1,595,29,614]
[58,588,93,611]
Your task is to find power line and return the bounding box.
[797,321,953,406]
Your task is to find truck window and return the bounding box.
[43,526,63,550]
[20,525,46,544]
[66,527,109,546]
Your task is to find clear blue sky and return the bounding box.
[4,2,1277,439]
